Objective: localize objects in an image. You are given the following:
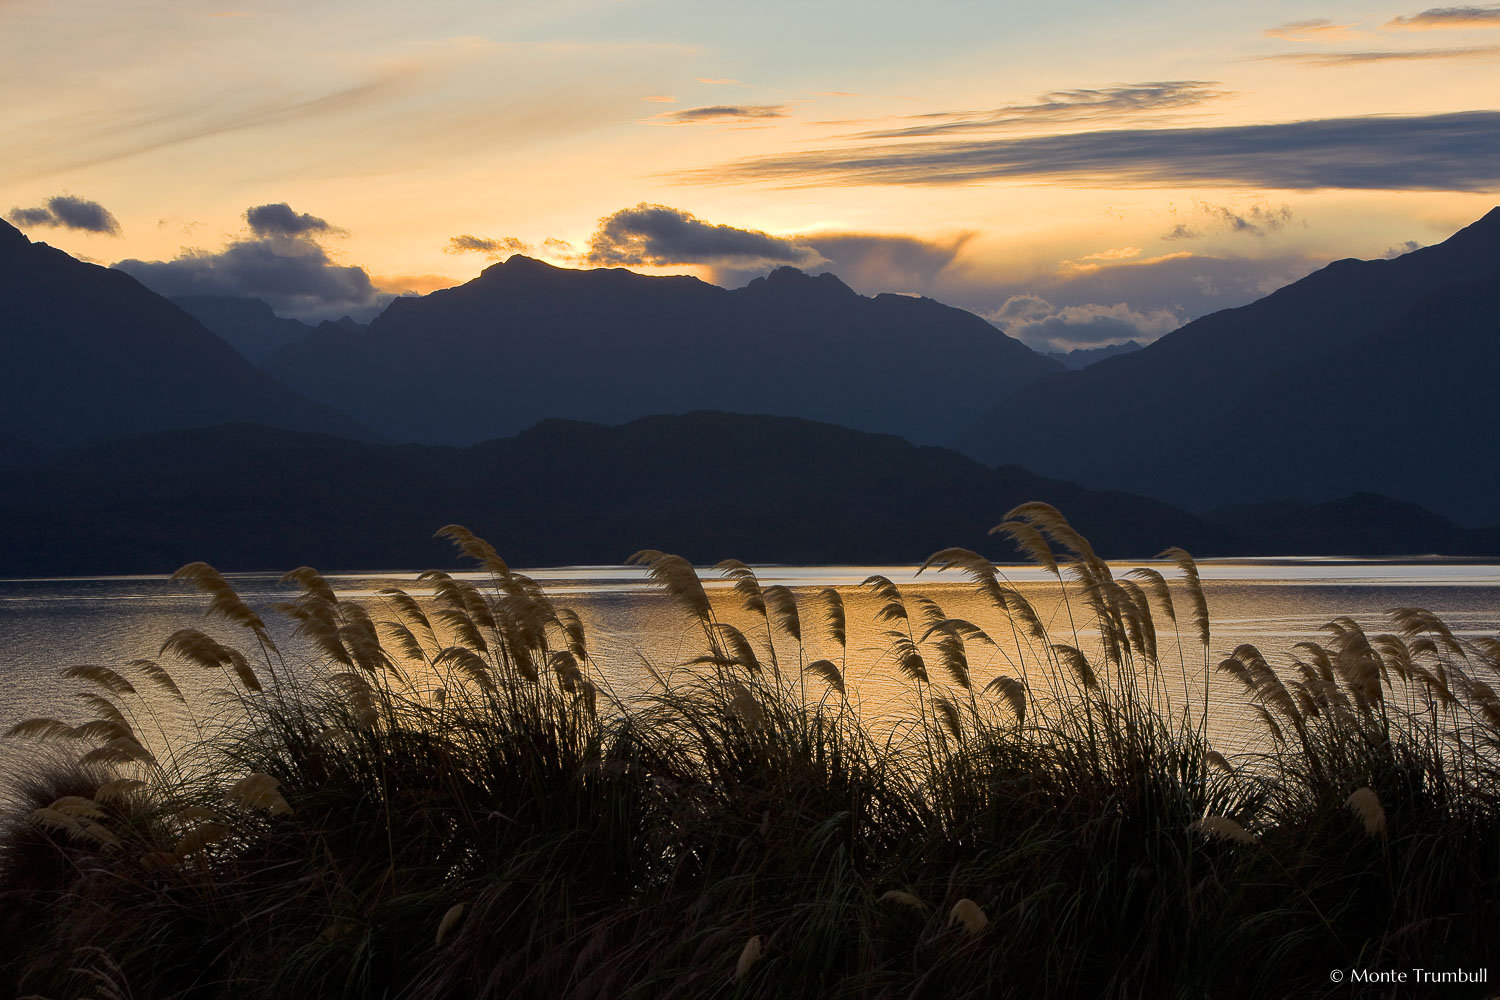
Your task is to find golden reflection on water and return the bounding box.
[2,560,1498,794]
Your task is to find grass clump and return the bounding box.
[2,508,1498,998]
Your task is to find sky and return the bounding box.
[3,0,1499,348]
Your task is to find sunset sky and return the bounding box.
[4,0,1499,348]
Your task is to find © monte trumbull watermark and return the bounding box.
[1329,968,1489,985]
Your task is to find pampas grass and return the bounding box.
[1,510,1497,1000]
[948,898,990,935]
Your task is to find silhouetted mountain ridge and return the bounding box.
[171,295,323,363]
[1126,269,1500,524]
[1048,341,1143,370]
[956,207,1500,525]
[2,413,1493,576]
[0,220,376,450]
[265,255,1062,445]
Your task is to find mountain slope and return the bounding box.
[0,221,375,449]
[1048,340,1142,370]
[264,258,1061,445]
[4,413,1491,576]
[1133,270,1500,524]
[955,208,1500,521]
[0,412,1221,574]
[171,295,318,363]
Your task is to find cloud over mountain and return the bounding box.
[6,195,121,235]
[114,203,386,321]
[582,204,1318,354]
[585,204,825,269]
[989,295,1180,352]
[799,232,973,291]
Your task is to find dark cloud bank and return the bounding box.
[245,202,336,238]
[706,110,1500,190]
[7,195,121,235]
[1386,5,1500,28]
[584,203,824,270]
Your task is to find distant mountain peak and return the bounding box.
[479,253,557,279]
[763,265,808,282]
[1046,340,1144,370]
[746,266,856,297]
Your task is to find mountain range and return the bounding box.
[955,207,1500,525]
[171,295,367,364]
[260,258,1062,446]
[3,207,1497,569]
[0,220,373,453]
[4,413,1493,576]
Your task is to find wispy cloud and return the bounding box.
[650,104,788,125]
[1261,44,1500,63]
[854,81,1227,139]
[696,77,742,85]
[371,273,456,296]
[9,69,423,180]
[1162,201,1294,240]
[693,110,1500,191]
[6,195,121,235]
[1077,246,1143,261]
[1263,18,1360,41]
[797,231,972,291]
[1385,5,1500,29]
[1060,250,1194,274]
[446,234,530,257]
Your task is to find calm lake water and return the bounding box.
[2,558,1498,791]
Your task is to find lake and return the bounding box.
[3,557,1499,792]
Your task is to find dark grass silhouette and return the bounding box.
[3,508,1498,998]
